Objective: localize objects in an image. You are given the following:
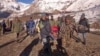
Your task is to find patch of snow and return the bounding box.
[90,28,100,32]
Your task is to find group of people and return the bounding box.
[0,13,90,54]
[36,13,90,54]
[0,17,35,40]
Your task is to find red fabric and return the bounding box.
[51,26,58,33]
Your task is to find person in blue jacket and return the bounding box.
[26,17,35,36]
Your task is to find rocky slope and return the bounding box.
[25,0,100,23]
[0,0,100,22]
[0,0,30,18]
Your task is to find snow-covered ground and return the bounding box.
[90,28,100,32]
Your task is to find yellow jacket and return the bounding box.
[36,22,40,33]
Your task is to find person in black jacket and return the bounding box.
[1,20,6,34]
[78,13,90,45]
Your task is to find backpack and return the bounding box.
[78,25,88,32]
[38,20,44,30]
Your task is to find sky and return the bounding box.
[17,0,34,4]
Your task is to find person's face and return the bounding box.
[15,18,17,21]
[29,18,32,21]
[62,18,65,22]
[81,14,85,19]
[51,16,53,19]
[58,17,61,21]
[65,19,70,23]
[16,18,20,21]
[51,18,54,21]
[42,16,46,20]
[3,20,5,22]
[46,16,49,19]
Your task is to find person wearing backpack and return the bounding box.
[77,13,90,45]
[38,14,52,55]
[38,14,52,43]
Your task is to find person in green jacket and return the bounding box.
[13,17,23,41]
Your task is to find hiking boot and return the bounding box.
[16,39,19,42]
[16,38,20,43]
[82,42,86,45]
[76,38,81,42]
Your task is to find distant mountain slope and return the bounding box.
[0,0,30,18]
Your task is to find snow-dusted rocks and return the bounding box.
[0,0,30,17]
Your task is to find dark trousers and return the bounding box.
[57,38,62,50]
[3,28,6,34]
[17,33,20,38]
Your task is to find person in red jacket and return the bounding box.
[50,15,59,40]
